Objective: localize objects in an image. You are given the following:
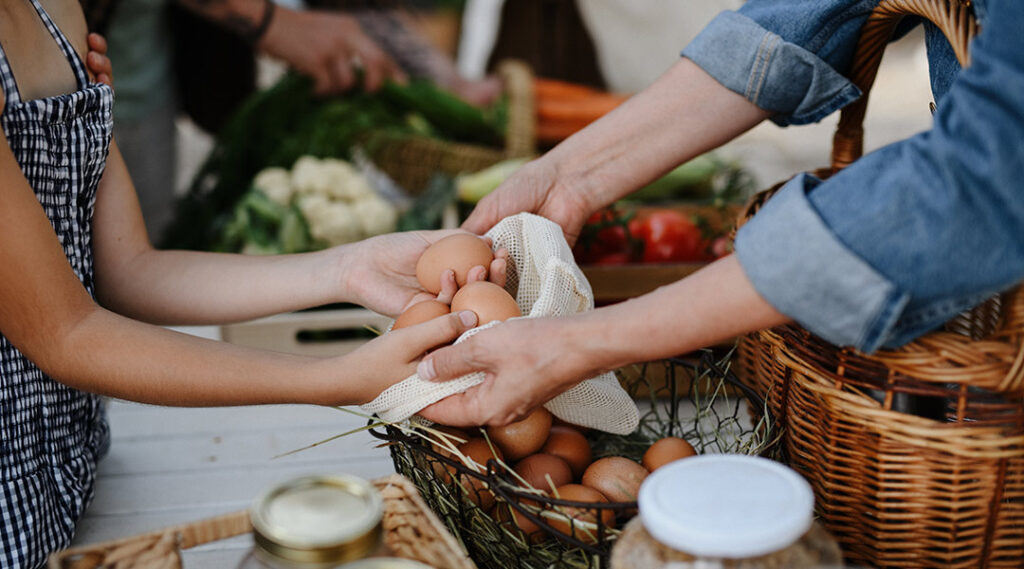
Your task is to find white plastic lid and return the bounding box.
[637,455,814,559]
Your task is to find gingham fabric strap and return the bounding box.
[0,31,19,106]
[26,0,90,89]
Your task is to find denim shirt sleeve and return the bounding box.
[735,0,1024,352]
[682,0,879,126]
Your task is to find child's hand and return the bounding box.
[85,33,114,90]
[345,310,478,405]
[341,230,508,317]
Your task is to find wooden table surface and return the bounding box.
[69,327,397,567]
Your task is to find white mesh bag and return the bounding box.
[361,213,639,435]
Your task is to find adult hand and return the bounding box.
[85,33,114,89]
[343,310,478,404]
[415,317,597,426]
[341,230,508,317]
[461,158,596,246]
[261,8,404,95]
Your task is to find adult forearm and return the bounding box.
[101,247,351,326]
[546,58,769,210]
[567,255,789,372]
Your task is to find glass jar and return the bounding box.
[238,473,394,569]
[610,455,844,569]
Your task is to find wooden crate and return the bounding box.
[583,262,705,303]
[221,308,393,357]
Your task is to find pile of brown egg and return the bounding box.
[429,408,698,544]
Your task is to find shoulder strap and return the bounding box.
[26,0,90,89]
[0,43,22,107]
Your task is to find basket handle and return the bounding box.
[831,0,977,171]
[496,59,537,158]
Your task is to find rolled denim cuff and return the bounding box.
[735,174,909,352]
[682,11,862,126]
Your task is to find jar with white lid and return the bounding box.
[237,473,429,569]
[610,455,844,569]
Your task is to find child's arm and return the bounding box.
[0,129,474,406]
[90,143,503,323]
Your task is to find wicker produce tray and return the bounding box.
[48,474,475,569]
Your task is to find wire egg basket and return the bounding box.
[369,351,778,568]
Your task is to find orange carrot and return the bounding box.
[535,118,590,145]
[533,77,601,100]
[536,93,629,122]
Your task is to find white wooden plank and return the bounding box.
[84,456,396,516]
[95,424,390,476]
[105,401,376,439]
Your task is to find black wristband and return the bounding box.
[247,0,275,45]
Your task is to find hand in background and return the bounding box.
[343,310,477,404]
[85,33,114,89]
[448,75,503,108]
[261,8,405,95]
[461,158,595,246]
[342,230,508,317]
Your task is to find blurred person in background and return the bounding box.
[83,0,500,244]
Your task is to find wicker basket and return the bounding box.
[370,354,778,569]
[47,474,475,569]
[734,1,1024,568]
[366,59,536,194]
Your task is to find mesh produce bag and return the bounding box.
[361,213,640,434]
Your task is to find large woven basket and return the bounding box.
[734,1,1024,568]
[47,474,475,569]
[366,59,536,193]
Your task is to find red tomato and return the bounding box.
[574,208,635,264]
[629,210,705,263]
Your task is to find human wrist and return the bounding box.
[546,143,623,215]
[222,0,277,46]
[318,244,357,306]
[249,0,276,46]
[558,312,623,378]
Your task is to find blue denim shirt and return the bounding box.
[682,0,1024,352]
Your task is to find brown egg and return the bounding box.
[514,453,573,493]
[553,416,591,434]
[642,437,697,472]
[493,503,546,544]
[392,300,450,330]
[541,426,592,479]
[456,438,504,511]
[416,234,495,294]
[428,425,474,484]
[451,281,521,325]
[547,484,615,544]
[428,443,457,484]
[487,407,552,461]
[581,457,649,503]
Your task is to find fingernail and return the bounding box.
[458,310,477,327]
[418,359,436,381]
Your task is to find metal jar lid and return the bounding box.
[637,455,814,559]
[250,473,384,565]
[338,559,435,569]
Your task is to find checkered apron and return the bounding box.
[0,2,113,567]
